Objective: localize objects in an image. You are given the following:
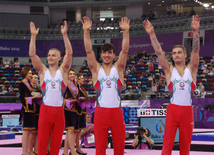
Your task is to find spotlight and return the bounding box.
[203,3,209,7]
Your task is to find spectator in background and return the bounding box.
[136,84,142,93]
[8,85,13,93]
[137,58,144,65]
[142,51,148,58]
[148,62,154,71]
[144,70,150,78]
[83,60,87,66]
[138,51,143,58]
[140,72,145,80]
[148,73,153,82]
[165,52,170,59]
[10,60,14,67]
[0,59,3,67]
[160,72,166,84]
[14,59,20,68]
[201,63,206,70]
[200,88,206,98]
[80,113,95,148]
[132,128,154,150]
[208,66,214,75]
[125,67,131,75]
[146,60,151,65]
[152,81,157,92]
[203,65,209,74]
[134,51,139,58]
[130,54,134,60]
[2,84,8,94]
[131,65,136,74]
[211,56,214,66]
[4,59,10,67]
[158,80,165,90]
[198,82,204,93]
[149,55,153,62]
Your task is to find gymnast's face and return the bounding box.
[101,49,115,65]
[172,47,187,64]
[47,49,61,65]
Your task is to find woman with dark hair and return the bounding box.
[19,67,40,155]
[63,69,80,155]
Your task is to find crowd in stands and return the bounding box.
[0,50,213,103]
[0,58,20,68]
[78,50,214,100]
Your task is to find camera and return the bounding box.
[135,127,151,137]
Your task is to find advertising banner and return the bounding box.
[0,39,85,57]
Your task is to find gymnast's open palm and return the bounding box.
[143,20,154,35]
[119,17,130,31]
[30,22,39,36]
[81,16,92,31]
[191,15,200,31]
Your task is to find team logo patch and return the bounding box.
[51,81,55,86]
[106,80,111,86]
[179,82,185,87]
[106,80,111,88]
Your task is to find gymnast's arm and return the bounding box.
[115,17,130,72]
[143,20,172,83]
[60,20,73,74]
[29,22,46,75]
[81,16,100,83]
[188,15,200,84]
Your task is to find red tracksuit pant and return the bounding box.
[94,106,126,155]
[162,103,193,155]
[38,104,65,155]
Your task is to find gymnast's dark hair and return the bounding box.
[101,43,116,54]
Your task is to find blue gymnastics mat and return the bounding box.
[192,132,214,141]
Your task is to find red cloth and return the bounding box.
[162,103,193,155]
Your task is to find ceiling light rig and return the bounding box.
[203,3,209,8]
[194,0,212,8]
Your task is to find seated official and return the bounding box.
[80,113,95,147]
[132,128,154,150]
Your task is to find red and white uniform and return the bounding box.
[162,67,196,155]
[94,65,125,155]
[38,69,66,155]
